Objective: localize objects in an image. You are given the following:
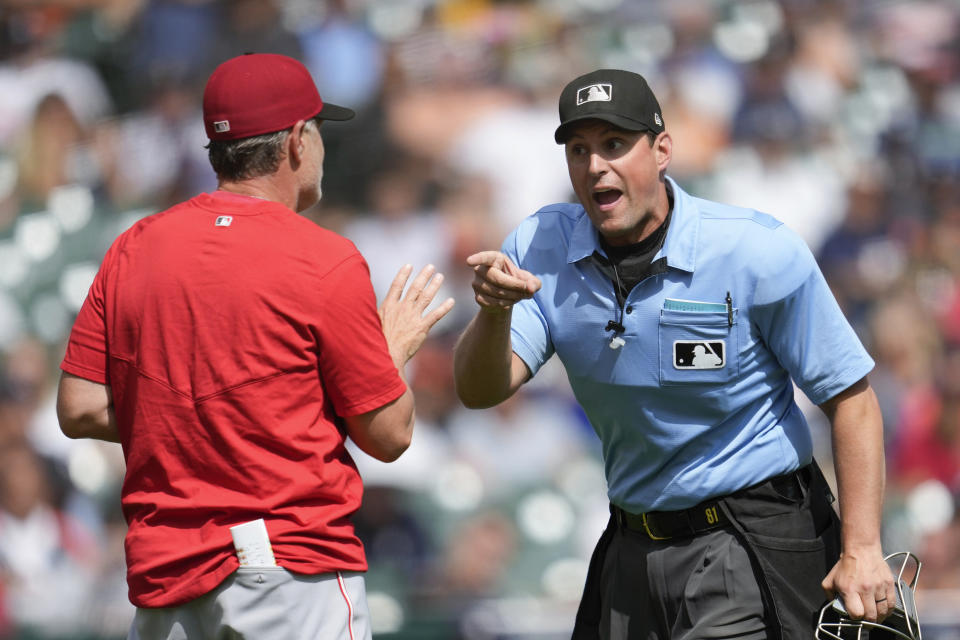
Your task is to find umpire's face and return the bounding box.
[564,120,672,246]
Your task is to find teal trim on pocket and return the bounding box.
[664,298,728,313]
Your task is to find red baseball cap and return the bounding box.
[203,53,354,141]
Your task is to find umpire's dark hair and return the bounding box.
[206,117,319,181]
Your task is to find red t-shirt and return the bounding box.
[61,191,406,607]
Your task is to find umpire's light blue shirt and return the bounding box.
[504,177,874,513]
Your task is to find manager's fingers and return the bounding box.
[423,297,456,328]
[416,271,445,309]
[404,264,438,303]
[383,264,414,303]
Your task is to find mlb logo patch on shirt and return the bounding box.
[215,216,233,227]
[674,340,725,369]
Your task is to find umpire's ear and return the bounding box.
[654,131,672,175]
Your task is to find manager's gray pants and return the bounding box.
[128,569,371,640]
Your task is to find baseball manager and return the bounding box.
[57,53,454,640]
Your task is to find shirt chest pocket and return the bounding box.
[658,309,739,386]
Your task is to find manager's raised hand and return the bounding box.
[467,251,542,312]
[378,264,455,369]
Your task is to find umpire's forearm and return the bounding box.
[819,377,895,621]
[822,377,885,551]
[453,308,518,409]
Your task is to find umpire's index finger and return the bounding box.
[466,251,534,293]
[465,250,507,267]
[481,264,532,293]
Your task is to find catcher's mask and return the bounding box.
[816,552,922,640]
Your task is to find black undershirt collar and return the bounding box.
[588,181,675,304]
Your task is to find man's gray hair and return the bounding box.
[207,119,318,182]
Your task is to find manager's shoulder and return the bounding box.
[110,199,190,245]
[291,216,363,261]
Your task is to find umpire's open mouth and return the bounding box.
[593,189,623,208]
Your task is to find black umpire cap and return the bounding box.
[555,69,665,144]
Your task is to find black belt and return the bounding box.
[613,465,811,540]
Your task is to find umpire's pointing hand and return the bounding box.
[379,264,455,369]
[467,251,541,313]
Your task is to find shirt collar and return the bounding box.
[565,176,699,273]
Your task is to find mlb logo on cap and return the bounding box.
[577,84,613,105]
[214,121,230,133]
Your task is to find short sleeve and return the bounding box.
[61,246,114,384]
[502,227,554,377]
[312,254,406,416]
[752,225,874,404]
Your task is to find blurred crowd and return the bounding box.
[0,0,958,638]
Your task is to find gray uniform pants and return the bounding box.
[600,526,767,640]
[574,463,841,640]
[129,569,372,640]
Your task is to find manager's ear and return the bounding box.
[287,119,308,166]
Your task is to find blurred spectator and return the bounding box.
[447,85,573,232]
[353,486,435,588]
[446,388,590,499]
[711,45,847,252]
[0,15,112,148]
[207,0,304,68]
[890,339,960,491]
[343,160,457,307]
[427,510,517,609]
[867,290,942,441]
[783,1,860,128]
[95,80,214,210]
[10,93,100,215]
[2,338,55,445]
[918,504,960,590]
[0,441,100,638]
[0,372,31,448]
[431,171,504,328]
[817,162,901,328]
[125,0,218,103]
[299,0,385,111]
[58,0,147,115]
